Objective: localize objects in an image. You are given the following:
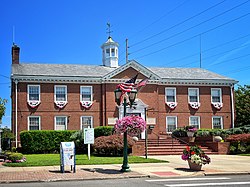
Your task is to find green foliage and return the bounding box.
[70,130,86,154]
[1,127,14,151]
[172,128,187,137]
[94,126,114,138]
[20,130,76,154]
[7,153,24,162]
[3,154,167,167]
[235,85,250,127]
[0,98,7,121]
[196,129,211,137]
[93,134,135,156]
[226,134,250,154]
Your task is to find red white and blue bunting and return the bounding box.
[80,101,93,109]
[212,102,223,110]
[166,102,177,110]
[55,101,67,109]
[189,102,201,109]
[27,101,40,108]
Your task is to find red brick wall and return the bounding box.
[12,81,233,142]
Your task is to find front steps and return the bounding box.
[141,138,218,155]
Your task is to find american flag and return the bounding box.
[117,74,138,93]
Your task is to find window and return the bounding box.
[211,88,222,103]
[189,116,200,129]
[188,88,199,103]
[28,85,40,101]
[111,48,115,56]
[55,116,67,130]
[55,85,67,102]
[28,116,40,130]
[80,86,92,102]
[166,116,177,132]
[81,116,93,129]
[212,116,223,129]
[165,88,176,102]
[106,49,110,57]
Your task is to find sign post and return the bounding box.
[83,128,94,160]
[60,142,76,173]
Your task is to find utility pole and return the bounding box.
[199,35,202,68]
[126,39,129,63]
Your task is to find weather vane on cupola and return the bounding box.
[106,22,113,38]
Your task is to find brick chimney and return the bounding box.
[12,44,20,64]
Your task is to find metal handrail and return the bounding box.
[150,131,160,146]
[171,133,189,146]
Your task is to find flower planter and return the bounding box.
[188,159,202,171]
[188,137,195,142]
[187,132,194,137]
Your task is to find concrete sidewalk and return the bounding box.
[0,155,249,183]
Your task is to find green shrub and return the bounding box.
[94,126,114,138]
[196,129,211,137]
[8,153,23,162]
[20,130,76,154]
[93,134,135,156]
[70,130,86,154]
[172,128,187,137]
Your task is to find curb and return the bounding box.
[0,174,150,184]
[204,172,250,176]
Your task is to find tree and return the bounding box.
[235,85,250,127]
[0,98,7,122]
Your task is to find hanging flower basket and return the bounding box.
[115,115,146,137]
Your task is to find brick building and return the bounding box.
[11,37,237,147]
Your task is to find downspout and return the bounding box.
[15,80,18,148]
[230,84,235,128]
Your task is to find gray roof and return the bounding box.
[12,63,115,78]
[149,67,233,80]
[11,62,236,82]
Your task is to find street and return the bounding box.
[0,175,250,187]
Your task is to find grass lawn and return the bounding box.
[239,154,250,156]
[3,154,167,167]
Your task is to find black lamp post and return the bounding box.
[114,88,137,172]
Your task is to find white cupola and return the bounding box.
[101,36,119,68]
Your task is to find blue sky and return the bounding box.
[1,0,250,128]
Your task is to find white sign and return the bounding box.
[84,128,94,144]
[60,142,75,166]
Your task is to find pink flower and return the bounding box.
[115,115,146,136]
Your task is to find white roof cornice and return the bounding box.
[102,60,161,80]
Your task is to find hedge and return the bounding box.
[94,126,114,138]
[20,130,77,154]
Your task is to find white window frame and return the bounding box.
[212,116,223,129]
[80,116,93,129]
[188,88,199,103]
[54,85,67,102]
[211,88,222,103]
[27,85,40,102]
[28,116,41,130]
[165,87,177,103]
[80,86,93,102]
[189,116,200,129]
[166,116,177,132]
[54,116,68,130]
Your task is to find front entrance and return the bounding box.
[118,99,148,139]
